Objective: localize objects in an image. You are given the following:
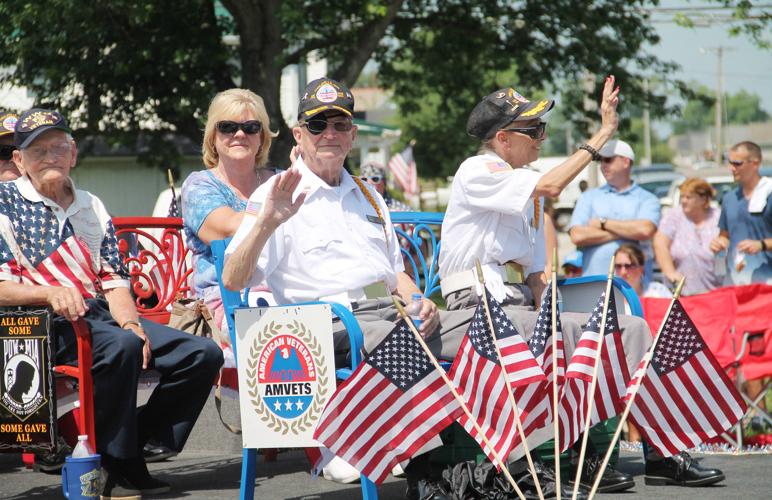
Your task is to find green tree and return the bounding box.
[672,84,769,134]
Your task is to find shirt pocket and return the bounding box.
[298,232,348,275]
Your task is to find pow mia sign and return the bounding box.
[0,309,56,452]
[235,304,336,448]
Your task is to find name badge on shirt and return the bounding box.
[367,214,385,226]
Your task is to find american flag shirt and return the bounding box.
[0,176,129,297]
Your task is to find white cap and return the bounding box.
[598,139,635,161]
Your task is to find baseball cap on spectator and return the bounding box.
[297,78,355,121]
[563,250,583,269]
[467,88,554,140]
[0,112,18,137]
[598,139,635,161]
[14,108,71,149]
[360,162,386,179]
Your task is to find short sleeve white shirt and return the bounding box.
[225,157,404,305]
[439,151,544,301]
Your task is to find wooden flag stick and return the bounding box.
[586,277,686,500]
[166,168,175,188]
[551,248,562,500]
[475,261,545,500]
[570,256,616,500]
[392,297,527,500]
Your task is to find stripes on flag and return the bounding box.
[450,288,546,466]
[387,145,419,196]
[558,291,630,452]
[314,319,462,484]
[627,300,747,457]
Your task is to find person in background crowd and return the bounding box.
[1,108,222,499]
[653,178,722,295]
[0,111,21,180]
[614,244,670,298]
[710,141,771,285]
[182,88,280,334]
[562,250,583,278]
[569,139,660,282]
[359,161,411,211]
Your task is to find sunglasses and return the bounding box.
[302,117,354,135]
[501,121,546,140]
[727,159,746,167]
[0,145,16,161]
[216,120,262,135]
[614,263,640,271]
[360,176,383,183]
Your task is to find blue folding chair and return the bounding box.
[211,239,378,500]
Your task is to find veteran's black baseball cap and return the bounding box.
[297,78,355,121]
[14,108,71,149]
[466,88,554,140]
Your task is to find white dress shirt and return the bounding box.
[225,157,403,306]
[439,151,545,302]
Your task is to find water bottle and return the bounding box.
[71,435,94,458]
[714,250,727,279]
[406,293,424,328]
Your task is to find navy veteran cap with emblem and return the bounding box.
[297,78,355,121]
[466,88,555,140]
[0,111,19,137]
[14,108,71,149]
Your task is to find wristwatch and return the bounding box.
[600,217,608,231]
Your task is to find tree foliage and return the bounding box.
[0,0,767,176]
[672,84,770,134]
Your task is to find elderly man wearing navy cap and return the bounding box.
[0,111,20,180]
[1,108,224,499]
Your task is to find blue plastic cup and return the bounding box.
[62,454,102,499]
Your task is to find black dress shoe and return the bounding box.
[143,440,178,463]
[120,457,171,495]
[515,461,589,500]
[100,466,142,500]
[32,437,71,474]
[569,454,635,493]
[644,451,725,486]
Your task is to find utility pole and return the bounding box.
[642,79,652,166]
[702,46,734,163]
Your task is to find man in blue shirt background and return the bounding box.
[711,141,771,285]
[569,139,661,280]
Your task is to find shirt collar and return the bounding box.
[14,175,88,211]
[600,181,637,195]
[294,156,357,198]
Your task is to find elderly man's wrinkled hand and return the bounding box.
[261,168,307,228]
[46,287,88,322]
[417,298,439,338]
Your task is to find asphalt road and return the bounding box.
[2,447,771,499]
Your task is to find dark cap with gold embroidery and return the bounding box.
[467,88,554,140]
[14,108,71,149]
[0,112,18,137]
[297,78,355,121]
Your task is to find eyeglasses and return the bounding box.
[216,120,262,135]
[0,145,16,161]
[23,144,71,162]
[501,121,546,140]
[614,263,640,271]
[727,159,746,167]
[302,117,354,135]
[360,176,383,183]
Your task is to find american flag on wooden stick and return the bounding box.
[313,319,462,484]
[558,291,630,452]
[387,145,419,196]
[450,288,546,466]
[627,299,746,457]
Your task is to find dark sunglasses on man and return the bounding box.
[216,120,262,135]
[500,121,547,140]
[302,116,354,135]
[0,145,16,161]
[727,159,746,167]
[360,175,383,183]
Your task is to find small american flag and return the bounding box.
[313,319,462,484]
[387,145,418,196]
[558,291,630,452]
[451,288,546,466]
[627,300,746,456]
[167,185,180,218]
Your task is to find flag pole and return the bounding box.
[570,256,616,500]
[586,277,686,500]
[392,297,528,500]
[551,248,561,500]
[475,261,545,500]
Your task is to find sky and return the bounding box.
[646,1,772,112]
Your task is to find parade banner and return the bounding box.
[0,309,57,452]
[235,304,335,448]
